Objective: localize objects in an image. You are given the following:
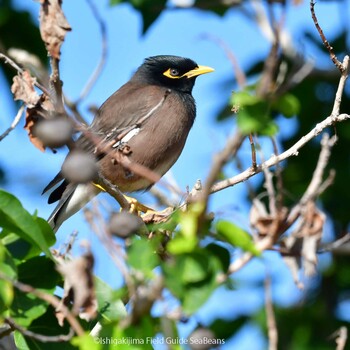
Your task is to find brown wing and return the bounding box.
[43,83,171,200]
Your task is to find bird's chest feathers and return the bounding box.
[114,91,194,151]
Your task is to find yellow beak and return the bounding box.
[183,65,215,79]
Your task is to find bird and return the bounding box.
[43,55,214,231]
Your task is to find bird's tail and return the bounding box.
[47,182,101,232]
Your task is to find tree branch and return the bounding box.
[210,113,349,195]
[0,272,84,336]
[0,104,25,142]
[5,318,74,343]
[310,0,344,72]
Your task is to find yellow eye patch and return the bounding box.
[163,65,214,79]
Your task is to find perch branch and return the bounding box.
[0,104,25,141]
[0,272,84,336]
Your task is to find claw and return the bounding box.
[123,195,155,215]
[122,195,173,224]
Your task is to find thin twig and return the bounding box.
[0,104,25,141]
[210,112,350,195]
[0,272,84,336]
[49,57,65,114]
[270,137,284,210]
[334,326,348,350]
[76,0,108,103]
[5,318,74,343]
[97,174,131,211]
[264,275,278,350]
[319,233,350,253]
[83,202,135,297]
[249,133,257,168]
[0,53,50,96]
[286,133,337,226]
[331,56,349,117]
[310,0,344,72]
[299,133,337,204]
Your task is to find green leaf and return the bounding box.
[163,248,225,314]
[272,93,300,118]
[99,317,156,349]
[13,331,30,350]
[181,253,209,284]
[4,218,56,261]
[9,257,59,328]
[195,0,230,16]
[0,190,54,258]
[94,277,127,322]
[167,203,205,254]
[216,220,261,256]
[72,333,101,350]
[10,291,49,328]
[18,305,80,349]
[17,256,61,290]
[127,237,160,277]
[0,242,17,312]
[205,243,230,272]
[167,235,197,255]
[233,91,262,106]
[209,316,249,340]
[230,91,279,135]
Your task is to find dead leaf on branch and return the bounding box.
[24,94,55,152]
[39,0,71,59]
[250,198,289,239]
[300,202,325,276]
[56,249,97,325]
[281,202,325,287]
[11,70,40,107]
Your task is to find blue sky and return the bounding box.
[0,0,347,348]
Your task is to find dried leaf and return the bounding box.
[300,204,325,276]
[281,236,304,290]
[24,95,55,152]
[24,108,45,152]
[11,70,40,107]
[250,198,288,237]
[56,250,97,324]
[39,0,71,59]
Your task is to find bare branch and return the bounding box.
[83,201,136,296]
[210,113,349,195]
[300,133,337,204]
[0,104,25,142]
[0,53,50,95]
[49,57,65,114]
[5,318,74,343]
[310,0,344,72]
[331,56,349,117]
[265,275,278,350]
[0,272,84,336]
[196,131,244,205]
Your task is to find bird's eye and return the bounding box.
[169,68,180,77]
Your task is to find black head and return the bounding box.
[131,55,214,93]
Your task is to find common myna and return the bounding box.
[43,55,214,231]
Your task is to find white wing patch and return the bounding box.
[112,127,140,148]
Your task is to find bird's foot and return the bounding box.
[123,195,154,214]
[123,195,173,224]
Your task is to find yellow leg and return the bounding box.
[123,195,155,215]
